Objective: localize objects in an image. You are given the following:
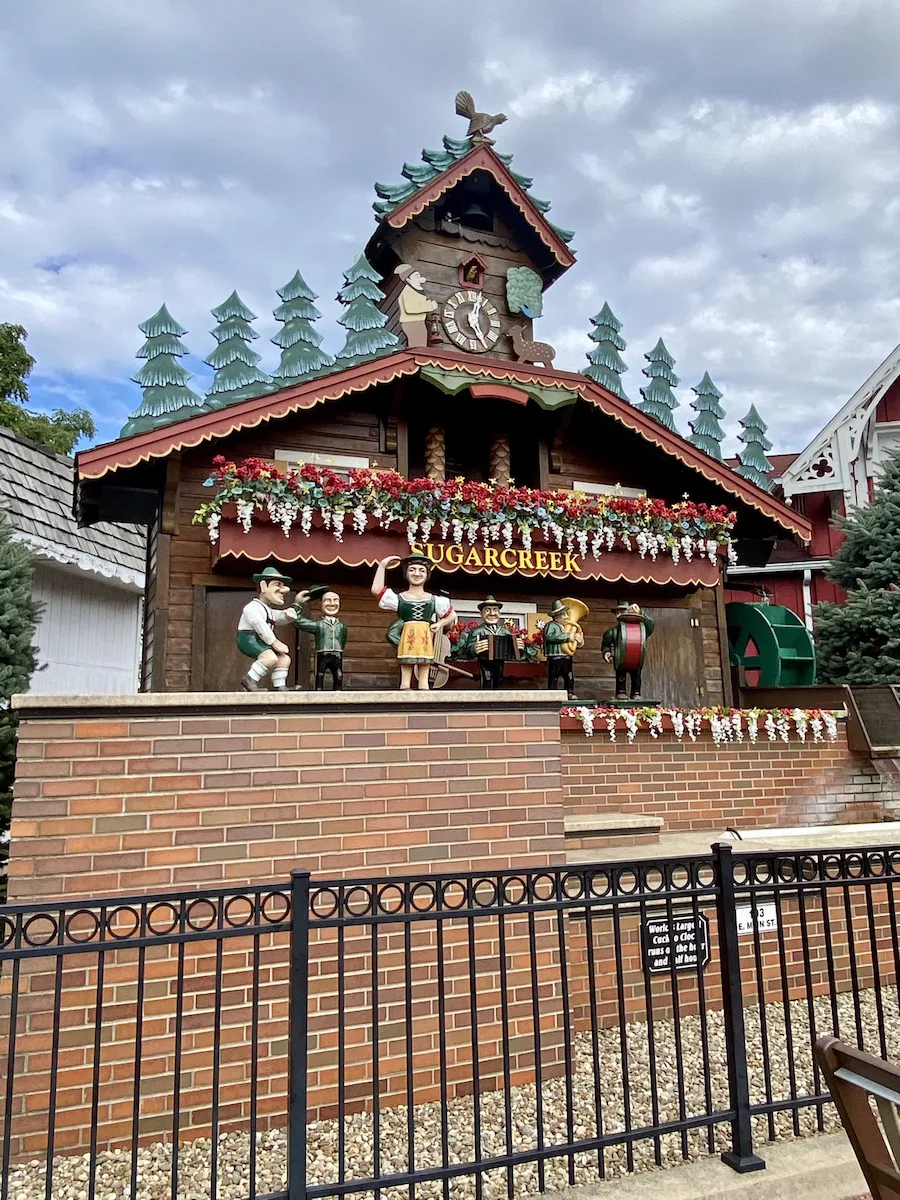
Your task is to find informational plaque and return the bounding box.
[641,911,710,975]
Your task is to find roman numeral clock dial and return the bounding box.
[441,290,501,353]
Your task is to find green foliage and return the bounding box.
[582,302,628,399]
[688,372,726,461]
[0,323,95,454]
[0,324,35,404]
[0,510,41,897]
[121,305,207,436]
[814,451,900,683]
[334,256,400,365]
[735,404,774,490]
[205,291,272,406]
[828,450,900,591]
[815,586,900,684]
[637,338,679,431]
[272,271,334,383]
[505,267,544,317]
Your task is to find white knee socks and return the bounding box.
[271,667,288,689]
[248,660,269,682]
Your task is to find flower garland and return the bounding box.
[194,457,738,566]
[563,705,842,746]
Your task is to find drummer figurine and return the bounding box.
[237,566,299,691]
[293,585,348,691]
[542,598,585,698]
[602,601,655,700]
[371,552,455,690]
[466,595,523,689]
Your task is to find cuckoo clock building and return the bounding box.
[74,114,810,708]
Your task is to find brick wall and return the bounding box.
[7,692,566,901]
[560,722,900,833]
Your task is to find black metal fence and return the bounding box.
[2,843,900,1199]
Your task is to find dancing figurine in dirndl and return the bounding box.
[371,552,455,690]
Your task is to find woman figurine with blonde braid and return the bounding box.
[371,552,455,690]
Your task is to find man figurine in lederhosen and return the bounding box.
[293,586,349,691]
[236,566,300,691]
[602,601,655,700]
[543,599,583,698]
[465,595,523,689]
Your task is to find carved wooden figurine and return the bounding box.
[293,586,348,691]
[372,552,456,690]
[509,323,556,367]
[455,90,507,145]
[237,566,298,691]
[602,602,655,700]
[395,265,438,348]
[465,595,523,689]
[542,598,587,698]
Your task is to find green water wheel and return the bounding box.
[726,602,817,688]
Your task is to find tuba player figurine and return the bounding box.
[602,601,655,700]
[542,597,588,698]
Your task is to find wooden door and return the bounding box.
[640,606,703,707]
[203,588,300,692]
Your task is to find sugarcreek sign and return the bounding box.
[410,542,581,575]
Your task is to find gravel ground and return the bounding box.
[9,989,897,1200]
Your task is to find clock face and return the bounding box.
[441,290,501,353]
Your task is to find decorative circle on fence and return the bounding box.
[376,884,405,915]
[107,906,140,940]
[185,898,217,932]
[0,915,15,949]
[65,909,101,943]
[146,902,180,936]
[410,882,439,913]
[502,876,528,905]
[310,887,340,920]
[224,895,256,927]
[22,913,58,948]
[261,890,290,924]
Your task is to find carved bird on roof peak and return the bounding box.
[455,90,508,145]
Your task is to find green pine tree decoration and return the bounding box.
[688,372,726,460]
[826,450,900,593]
[204,291,272,408]
[334,255,401,365]
[271,271,334,384]
[121,304,207,437]
[582,302,628,399]
[637,338,680,431]
[0,510,40,899]
[735,405,774,491]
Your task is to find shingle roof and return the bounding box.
[0,428,145,588]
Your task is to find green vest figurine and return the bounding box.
[293,586,348,691]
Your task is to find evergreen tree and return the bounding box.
[735,404,774,491]
[204,291,272,407]
[826,450,900,592]
[0,511,40,899]
[271,271,334,383]
[816,587,900,684]
[688,372,726,460]
[0,323,94,454]
[637,338,680,431]
[582,302,628,399]
[121,305,207,438]
[814,450,900,684]
[334,255,401,365]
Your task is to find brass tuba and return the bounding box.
[560,597,589,657]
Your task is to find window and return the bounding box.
[273,450,370,477]
[572,481,646,498]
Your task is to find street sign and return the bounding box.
[736,902,778,935]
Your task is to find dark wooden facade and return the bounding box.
[123,376,751,702]
[78,137,810,700]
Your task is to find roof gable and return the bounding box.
[367,141,576,286]
[76,351,810,540]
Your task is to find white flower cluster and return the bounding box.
[566,706,844,746]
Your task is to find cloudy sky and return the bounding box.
[3,0,900,453]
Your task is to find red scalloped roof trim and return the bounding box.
[383,145,576,270]
[77,347,810,540]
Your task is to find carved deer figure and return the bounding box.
[509,323,556,368]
